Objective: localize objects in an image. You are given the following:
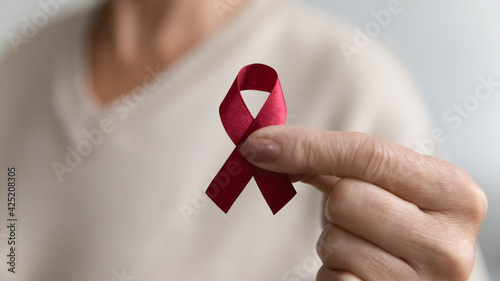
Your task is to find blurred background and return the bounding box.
[0,0,498,279]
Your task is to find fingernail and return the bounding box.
[240,138,281,163]
[317,224,333,260]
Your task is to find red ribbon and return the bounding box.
[206,64,296,214]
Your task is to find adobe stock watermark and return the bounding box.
[281,255,322,281]
[7,0,72,54]
[51,65,170,182]
[414,74,500,156]
[340,0,409,63]
[212,0,243,21]
[179,115,297,224]
[179,139,264,224]
[96,267,135,281]
[179,158,243,225]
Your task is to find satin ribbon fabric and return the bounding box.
[206,64,296,214]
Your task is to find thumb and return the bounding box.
[240,125,349,193]
[239,124,419,187]
[240,125,481,212]
[240,125,359,176]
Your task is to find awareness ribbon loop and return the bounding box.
[206,63,296,214]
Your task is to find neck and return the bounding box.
[102,0,231,65]
[90,0,248,104]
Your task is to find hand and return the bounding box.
[240,125,487,281]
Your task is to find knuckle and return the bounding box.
[296,130,337,174]
[411,219,475,281]
[421,239,475,281]
[458,173,489,220]
[293,132,320,173]
[446,166,488,220]
[351,134,393,180]
[465,185,488,224]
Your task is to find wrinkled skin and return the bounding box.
[241,125,487,281]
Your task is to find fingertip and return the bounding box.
[240,137,281,163]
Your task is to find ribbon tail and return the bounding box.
[206,148,254,213]
[254,169,297,215]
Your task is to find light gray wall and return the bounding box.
[1,0,499,278]
[293,1,500,279]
